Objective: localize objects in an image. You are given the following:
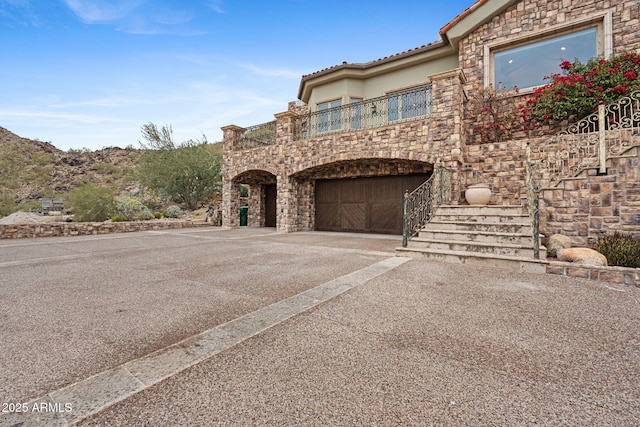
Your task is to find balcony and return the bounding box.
[295,85,432,139]
[234,120,277,150]
[229,84,433,151]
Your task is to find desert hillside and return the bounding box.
[0,126,143,216]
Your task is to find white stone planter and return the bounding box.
[465,183,492,205]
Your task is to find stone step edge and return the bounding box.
[409,237,545,251]
[430,219,531,227]
[419,229,533,238]
[438,205,526,213]
[396,246,548,264]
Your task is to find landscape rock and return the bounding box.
[547,234,572,257]
[557,248,608,267]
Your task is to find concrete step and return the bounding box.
[417,229,533,245]
[437,205,525,216]
[426,220,531,234]
[433,213,530,224]
[408,237,545,259]
[396,246,548,274]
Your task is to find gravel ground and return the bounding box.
[75,260,640,426]
[1,228,639,426]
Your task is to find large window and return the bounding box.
[318,99,341,133]
[388,87,430,122]
[349,98,362,130]
[490,24,604,90]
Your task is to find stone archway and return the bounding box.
[224,169,277,229]
[290,158,434,234]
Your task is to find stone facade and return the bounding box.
[222,0,640,244]
[458,0,640,89]
[539,146,640,246]
[0,220,194,239]
[223,70,467,233]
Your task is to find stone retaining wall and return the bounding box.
[0,220,195,239]
[547,261,640,288]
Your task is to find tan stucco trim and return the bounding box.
[429,68,467,84]
[442,0,517,49]
[298,42,453,102]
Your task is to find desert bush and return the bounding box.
[68,183,115,222]
[164,205,184,218]
[137,123,222,210]
[596,232,640,268]
[110,214,128,222]
[115,196,153,221]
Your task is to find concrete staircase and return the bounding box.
[396,205,547,273]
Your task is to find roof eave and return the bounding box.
[298,40,450,102]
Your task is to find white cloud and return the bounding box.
[205,0,224,14]
[242,63,302,79]
[0,109,127,124]
[63,0,145,23]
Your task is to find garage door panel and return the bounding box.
[315,204,340,230]
[340,203,366,230]
[340,180,367,203]
[315,173,429,234]
[370,203,402,233]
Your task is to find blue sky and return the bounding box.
[0,0,473,151]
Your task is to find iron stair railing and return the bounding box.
[525,143,540,260]
[402,166,452,247]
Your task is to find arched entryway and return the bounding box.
[292,159,433,235]
[232,170,277,228]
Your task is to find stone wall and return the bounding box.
[222,70,468,232]
[459,0,640,90]
[547,261,640,287]
[539,146,640,246]
[0,220,194,240]
[461,139,529,206]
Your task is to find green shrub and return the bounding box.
[154,211,163,219]
[115,196,153,221]
[525,52,640,125]
[110,214,128,222]
[596,232,640,268]
[68,183,115,222]
[164,205,184,218]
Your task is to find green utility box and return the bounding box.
[240,206,248,226]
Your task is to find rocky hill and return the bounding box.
[0,126,143,215]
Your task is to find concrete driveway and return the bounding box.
[1,227,638,426]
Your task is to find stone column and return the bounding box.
[220,125,244,229]
[429,68,467,203]
[274,110,298,144]
[276,175,298,233]
[221,180,240,229]
[247,183,264,227]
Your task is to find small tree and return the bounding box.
[68,183,115,222]
[468,83,525,143]
[137,123,222,210]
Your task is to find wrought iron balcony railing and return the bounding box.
[235,120,277,150]
[295,85,432,139]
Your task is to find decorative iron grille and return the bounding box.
[235,121,277,150]
[531,90,640,186]
[525,143,540,260]
[402,166,452,247]
[295,85,432,139]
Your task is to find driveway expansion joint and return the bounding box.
[1,256,410,427]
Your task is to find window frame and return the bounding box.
[317,98,342,133]
[386,86,431,122]
[484,12,612,93]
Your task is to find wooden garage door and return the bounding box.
[315,174,429,234]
